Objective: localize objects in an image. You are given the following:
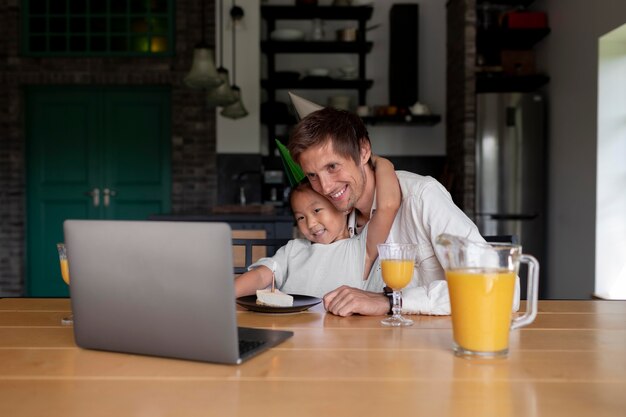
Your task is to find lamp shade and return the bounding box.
[206,67,237,107]
[184,46,223,89]
[220,86,248,119]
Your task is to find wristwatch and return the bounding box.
[383,286,394,315]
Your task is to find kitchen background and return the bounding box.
[0,0,624,301]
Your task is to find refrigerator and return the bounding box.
[475,92,547,298]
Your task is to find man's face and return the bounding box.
[298,140,370,213]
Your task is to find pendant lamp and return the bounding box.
[184,0,223,89]
[206,0,237,107]
[220,1,248,119]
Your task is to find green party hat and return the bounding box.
[275,139,306,187]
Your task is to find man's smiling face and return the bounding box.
[298,139,370,214]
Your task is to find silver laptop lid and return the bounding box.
[65,220,241,364]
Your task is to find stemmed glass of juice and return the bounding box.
[377,243,418,327]
[56,243,73,325]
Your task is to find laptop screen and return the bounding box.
[65,220,244,363]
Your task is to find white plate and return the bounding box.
[270,29,305,41]
[236,294,322,313]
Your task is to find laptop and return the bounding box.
[63,220,293,365]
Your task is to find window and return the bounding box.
[23,0,174,56]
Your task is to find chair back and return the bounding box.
[232,239,291,275]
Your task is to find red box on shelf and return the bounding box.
[501,11,548,29]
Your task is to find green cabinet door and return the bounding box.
[26,86,171,296]
[102,90,171,219]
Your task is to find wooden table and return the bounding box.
[1,298,625,417]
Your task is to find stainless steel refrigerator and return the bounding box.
[475,92,547,297]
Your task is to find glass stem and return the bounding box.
[392,290,402,317]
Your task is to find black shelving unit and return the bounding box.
[261,4,442,149]
[477,0,535,6]
[261,5,374,21]
[477,27,550,50]
[262,78,374,90]
[261,5,374,102]
[261,5,375,151]
[361,114,442,126]
[261,41,374,54]
[474,1,550,93]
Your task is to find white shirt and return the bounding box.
[249,226,370,298]
[351,171,520,315]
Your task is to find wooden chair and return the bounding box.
[232,238,291,275]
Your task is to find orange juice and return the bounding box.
[446,268,516,353]
[381,259,414,290]
[60,258,70,285]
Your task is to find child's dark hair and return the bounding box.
[288,179,312,207]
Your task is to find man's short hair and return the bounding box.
[287,107,370,166]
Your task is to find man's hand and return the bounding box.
[323,286,389,317]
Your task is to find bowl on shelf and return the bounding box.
[270,29,305,41]
[307,68,330,77]
[337,66,357,79]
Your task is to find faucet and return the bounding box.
[239,186,246,206]
[232,170,262,206]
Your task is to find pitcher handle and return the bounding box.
[511,254,540,330]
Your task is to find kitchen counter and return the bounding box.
[149,207,295,240]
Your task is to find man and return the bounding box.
[288,106,487,317]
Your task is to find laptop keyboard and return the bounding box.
[239,339,266,355]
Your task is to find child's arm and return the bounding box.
[362,156,401,279]
[234,266,274,298]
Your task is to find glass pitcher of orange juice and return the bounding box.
[436,233,539,359]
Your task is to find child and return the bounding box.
[234,156,400,299]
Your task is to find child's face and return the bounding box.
[291,186,349,244]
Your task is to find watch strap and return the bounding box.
[383,286,393,315]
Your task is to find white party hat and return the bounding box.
[288,91,324,120]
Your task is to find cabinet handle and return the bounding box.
[85,188,100,207]
[103,188,117,207]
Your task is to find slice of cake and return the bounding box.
[256,289,294,307]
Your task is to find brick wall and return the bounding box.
[0,1,218,296]
[446,0,476,217]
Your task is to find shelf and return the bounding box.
[260,113,442,127]
[261,5,373,21]
[362,114,442,126]
[477,0,535,6]
[262,78,374,90]
[477,27,550,50]
[476,73,550,92]
[261,41,373,54]
[476,0,535,7]
[261,3,389,151]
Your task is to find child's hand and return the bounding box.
[370,155,394,171]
